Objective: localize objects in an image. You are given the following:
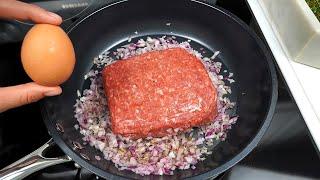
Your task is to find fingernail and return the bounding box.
[44,88,62,96]
[47,12,62,20]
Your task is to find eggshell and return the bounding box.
[21,24,75,86]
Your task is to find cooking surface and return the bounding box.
[0,0,319,179]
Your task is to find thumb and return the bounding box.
[0,82,62,113]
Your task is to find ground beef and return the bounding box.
[102,48,217,138]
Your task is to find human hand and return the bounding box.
[0,0,63,112]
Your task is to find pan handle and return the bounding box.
[0,139,71,180]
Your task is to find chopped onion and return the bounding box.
[73,37,238,176]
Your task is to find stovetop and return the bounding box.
[0,0,320,179]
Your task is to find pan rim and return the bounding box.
[41,0,278,179]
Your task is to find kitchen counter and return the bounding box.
[247,0,320,152]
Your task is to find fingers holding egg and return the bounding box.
[21,24,75,86]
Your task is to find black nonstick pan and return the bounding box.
[0,0,277,179]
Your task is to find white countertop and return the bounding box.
[247,0,320,151]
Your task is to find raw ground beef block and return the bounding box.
[102,48,218,138]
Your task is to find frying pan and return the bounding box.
[0,0,278,179]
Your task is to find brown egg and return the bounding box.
[21,24,75,86]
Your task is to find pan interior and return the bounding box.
[41,0,276,179]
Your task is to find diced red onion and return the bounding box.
[73,37,238,176]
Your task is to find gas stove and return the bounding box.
[0,0,319,179]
